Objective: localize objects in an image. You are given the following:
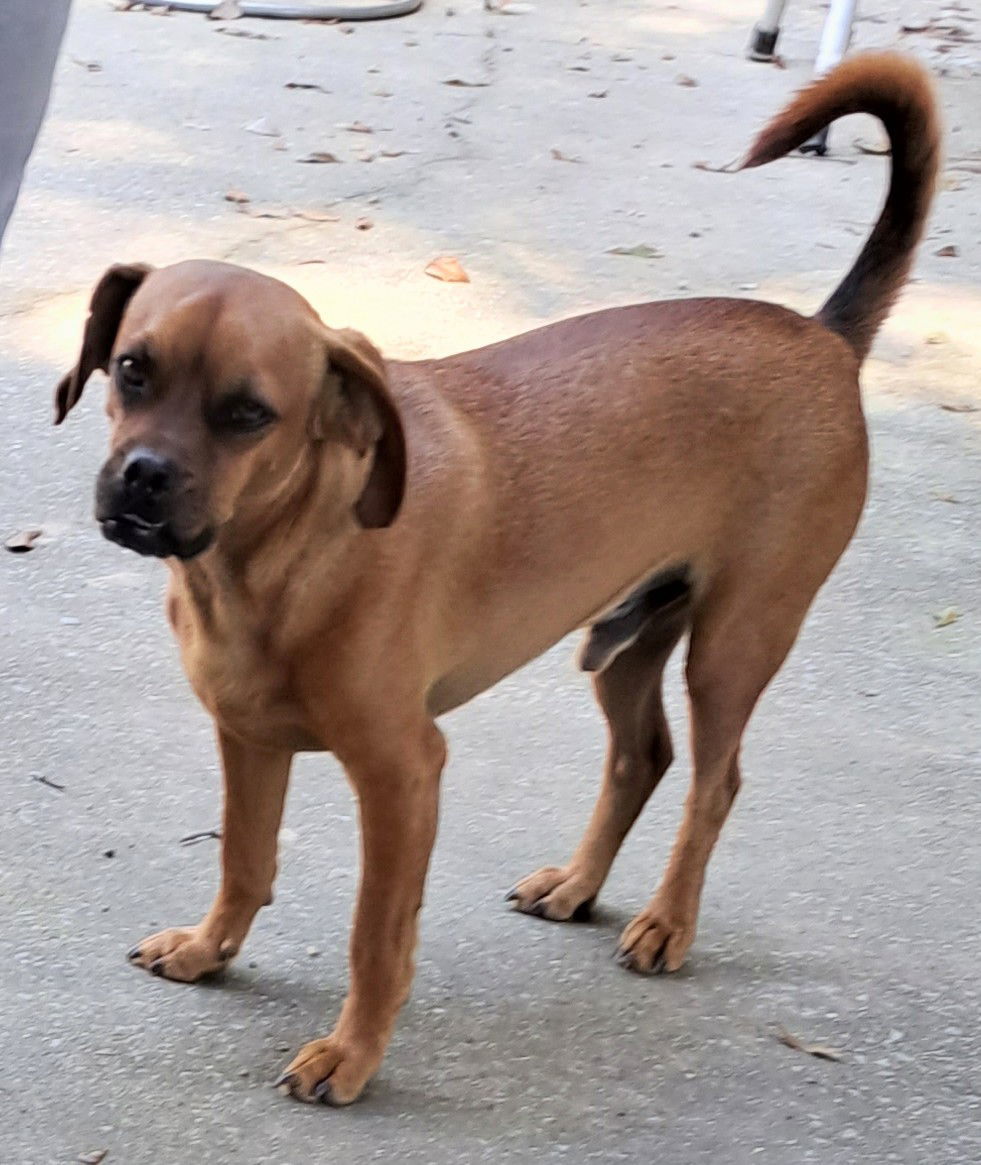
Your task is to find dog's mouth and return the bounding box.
[99,514,215,560]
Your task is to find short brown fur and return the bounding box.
[56,54,938,1105]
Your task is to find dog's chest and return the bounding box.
[169,594,319,751]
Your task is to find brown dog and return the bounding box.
[56,54,938,1105]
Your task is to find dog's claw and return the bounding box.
[127,946,142,961]
[313,1078,337,1105]
[272,1071,295,1091]
[503,887,519,903]
[615,943,669,975]
[149,959,165,977]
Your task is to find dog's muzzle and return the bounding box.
[97,447,214,560]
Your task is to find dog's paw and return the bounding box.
[127,926,237,982]
[505,865,598,922]
[273,1035,380,1106]
[615,905,693,974]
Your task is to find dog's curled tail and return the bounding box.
[741,53,940,364]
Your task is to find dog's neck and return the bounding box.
[168,440,364,638]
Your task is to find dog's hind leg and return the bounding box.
[507,589,689,923]
[615,567,829,975]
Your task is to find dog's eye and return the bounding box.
[215,395,276,435]
[116,356,147,401]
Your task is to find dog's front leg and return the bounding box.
[277,720,446,1106]
[128,730,292,981]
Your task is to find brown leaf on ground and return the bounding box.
[854,135,890,155]
[425,256,470,283]
[224,189,250,203]
[607,244,662,259]
[692,159,737,173]
[933,607,960,628]
[5,528,42,553]
[675,74,699,87]
[776,1027,844,1062]
[551,148,583,163]
[297,151,342,164]
[355,217,374,230]
[380,149,409,158]
[934,244,959,257]
[295,209,341,223]
[208,0,242,19]
[216,26,272,40]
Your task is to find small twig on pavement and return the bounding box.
[32,774,65,792]
[180,829,222,846]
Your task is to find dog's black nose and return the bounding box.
[122,447,174,500]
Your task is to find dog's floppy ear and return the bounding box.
[317,327,407,529]
[54,263,152,424]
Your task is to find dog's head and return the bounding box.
[55,260,405,560]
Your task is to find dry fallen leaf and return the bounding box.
[425,256,470,283]
[934,244,959,257]
[77,1154,108,1165]
[224,189,250,203]
[442,78,490,88]
[776,1027,844,1062]
[355,217,374,231]
[380,148,409,158]
[607,244,662,259]
[5,528,42,553]
[692,159,736,173]
[675,74,699,87]
[245,117,281,138]
[939,402,978,412]
[216,26,271,40]
[854,135,890,155]
[294,209,340,223]
[297,151,342,164]
[933,607,960,628]
[551,148,583,163]
[208,0,242,18]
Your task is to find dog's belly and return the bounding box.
[428,549,694,717]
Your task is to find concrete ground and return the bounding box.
[1,1,979,1161]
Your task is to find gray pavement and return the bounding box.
[1,2,979,1162]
